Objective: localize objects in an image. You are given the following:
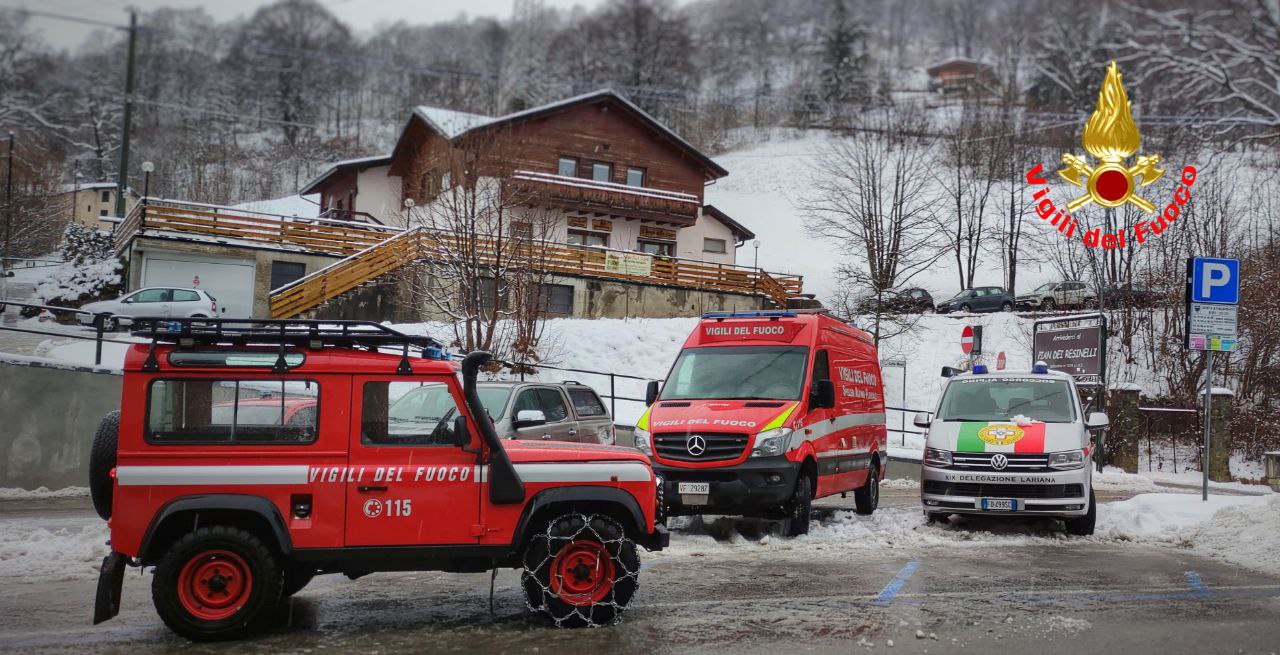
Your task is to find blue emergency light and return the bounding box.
[1032,361,1049,374]
[701,311,799,319]
[972,364,988,374]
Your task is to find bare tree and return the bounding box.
[935,105,1005,290]
[803,112,940,343]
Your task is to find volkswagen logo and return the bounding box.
[686,435,707,456]
[990,453,1009,471]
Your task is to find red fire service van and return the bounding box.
[634,311,887,536]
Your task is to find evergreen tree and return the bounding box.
[819,0,868,111]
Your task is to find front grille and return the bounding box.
[923,481,1084,499]
[949,452,1050,472]
[654,432,748,462]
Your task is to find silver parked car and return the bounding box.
[77,287,219,330]
[386,379,615,445]
[476,381,616,444]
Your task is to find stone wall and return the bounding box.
[0,358,122,490]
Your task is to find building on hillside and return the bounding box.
[54,183,140,231]
[926,57,998,96]
[110,90,803,321]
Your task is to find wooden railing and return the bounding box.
[114,199,396,256]
[113,200,803,318]
[270,229,804,318]
[508,170,701,223]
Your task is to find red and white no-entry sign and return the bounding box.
[997,351,1007,370]
[960,325,974,354]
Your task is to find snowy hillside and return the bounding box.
[706,133,1061,302]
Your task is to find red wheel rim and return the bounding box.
[549,540,615,607]
[177,549,253,621]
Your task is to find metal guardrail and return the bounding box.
[0,301,123,366]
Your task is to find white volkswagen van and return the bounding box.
[915,362,1109,535]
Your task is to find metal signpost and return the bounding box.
[1185,257,1240,501]
[1033,314,1107,470]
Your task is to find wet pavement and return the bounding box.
[2,491,1279,654]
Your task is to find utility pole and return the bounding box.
[114,10,138,219]
[3,131,13,266]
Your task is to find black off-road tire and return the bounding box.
[854,461,880,515]
[959,303,972,313]
[783,474,814,537]
[281,564,316,598]
[1065,489,1097,536]
[521,513,640,628]
[1042,298,1057,311]
[1001,301,1013,312]
[152,526,283,641]
[89,411,120,520]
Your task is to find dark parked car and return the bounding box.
[1101,282,1161,307]
[935,286,1015,314]
[855,287,935,314]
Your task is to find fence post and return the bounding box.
[609,374,616,418]
[94,314,104,366]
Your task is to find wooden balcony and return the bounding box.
[112,200,803,318]
[507,170,700,224]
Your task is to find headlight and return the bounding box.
[751,427,793,457]
[924,447,952,467]
[1048,450,1085,470]
[633,427,652,456]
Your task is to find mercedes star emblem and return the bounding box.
[686,434,707,456]
[990,453,1009,471]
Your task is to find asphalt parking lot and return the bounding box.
[2,490,1278,655]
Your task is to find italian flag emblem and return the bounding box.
[956,421,1047,453]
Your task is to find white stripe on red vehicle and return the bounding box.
[115,462,654,486]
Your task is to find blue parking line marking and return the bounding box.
[1185,571,1212,598]
[873,559,920,606]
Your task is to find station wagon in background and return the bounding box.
[78,287,221,330]
[391,380,616,445]
[1015,281,1095,311]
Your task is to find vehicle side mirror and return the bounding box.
[645,380,660,406]
[811,379,836,409]
[913,412,932,428]
[451,415,472,447]
[513,409,547,430]
[1085,412,1110,430]
[941,366,959,378]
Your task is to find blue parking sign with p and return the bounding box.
[1191,257,1239,304]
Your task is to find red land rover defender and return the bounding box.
[90,318,667,640]
[634,311,887,535]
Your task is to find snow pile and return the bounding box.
[1191,495,1280,575]
[234,194,321,218]
[29,259,122,309]
[0,518,108,581]
[0,486,89,499]
[1093,467,1161,493]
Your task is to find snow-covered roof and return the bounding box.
[413,107,497,140]
[298,154,393,195]
[58,182,129,194]
[926,57,992,74]
[232,194,322,218]
[401,89,728,179]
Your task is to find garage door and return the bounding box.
[141,254,257,318]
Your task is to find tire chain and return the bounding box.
[521,512,640,628]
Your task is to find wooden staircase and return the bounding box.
[270,229,424,319]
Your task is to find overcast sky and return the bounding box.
[7,0,609,51]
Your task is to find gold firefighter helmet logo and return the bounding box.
[1058,61,1164,213]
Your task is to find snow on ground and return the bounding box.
[0,515,108,581]
[0,486,89,499]
[653,492,1280,576]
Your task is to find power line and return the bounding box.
[0,5,126,30]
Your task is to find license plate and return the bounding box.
[980,498,1017,511]
[678,482,710,495]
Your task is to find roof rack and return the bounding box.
[701,310,798,319]
[129,317,447,375]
